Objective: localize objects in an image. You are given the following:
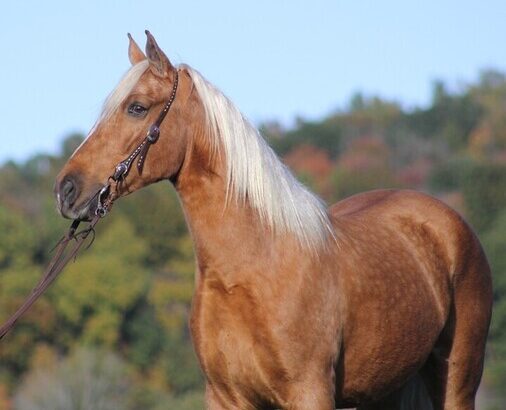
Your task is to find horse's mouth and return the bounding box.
[57,192,100,222]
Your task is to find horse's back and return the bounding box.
[329,189,483,281]
[327,189,492,406]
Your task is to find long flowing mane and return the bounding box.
[87,60,335,250]
[184,65,335,250]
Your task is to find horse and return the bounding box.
[54,31,493,410]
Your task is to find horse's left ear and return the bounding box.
[128,33,146,65]
[145,30,174,78]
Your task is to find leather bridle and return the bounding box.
[0,69,179,340]
[96,68,179,217]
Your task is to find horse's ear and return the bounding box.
[128,33,146,65]
[145,30,174,78]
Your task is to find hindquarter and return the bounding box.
[330,190,463,404]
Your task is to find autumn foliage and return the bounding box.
[1,70,506,407]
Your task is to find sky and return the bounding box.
[0,0,505,163]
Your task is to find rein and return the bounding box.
[0,69,179,340]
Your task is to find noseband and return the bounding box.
[96,69,179,216]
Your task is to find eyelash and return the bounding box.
[127,103,148,117]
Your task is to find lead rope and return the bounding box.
[0,216,99,339]
[0,69,179,340]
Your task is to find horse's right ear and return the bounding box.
[128,33,146,65]
[145,30,174,78]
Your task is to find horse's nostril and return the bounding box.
[60,176,79,207]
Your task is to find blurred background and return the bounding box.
[1,1,505,409]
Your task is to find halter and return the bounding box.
[96,68,179,216]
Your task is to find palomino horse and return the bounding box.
[55,32,493,410]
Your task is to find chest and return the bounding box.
[189,279,289,404]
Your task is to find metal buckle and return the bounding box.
[113,162,128,181]
[95,185,111,217]
[147,125,160,143]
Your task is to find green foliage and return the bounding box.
[52,216,149,348]
[165,390,205,410]
[268,119,342,158]
[330,137,400,200]
[128,386,204,410]
[0,206,37,268]
[331,166,398,200]
[14,347,131,410]
[116,183,188,268]
[404,81,483,149]
[0,260,57,380]
[163,334,204,394]
[483,212,506,338]
[428,156,474,192]
[461,162,506,232]
[482,211,506,395]
[124,305,165,370]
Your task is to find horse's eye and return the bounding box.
[127,103,148,117]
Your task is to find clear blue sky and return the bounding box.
[1,1,505,163]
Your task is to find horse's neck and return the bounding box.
[174,141,299,286]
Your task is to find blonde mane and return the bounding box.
[79,60,335,250]
[183,65,335,250]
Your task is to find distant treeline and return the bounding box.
[0,69,505,409]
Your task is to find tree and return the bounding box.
[330,137,399,200]
[52,215,149,348]
[461,162,506,232]
[14,348,131,410]
[482,211,506,395]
